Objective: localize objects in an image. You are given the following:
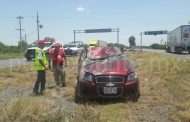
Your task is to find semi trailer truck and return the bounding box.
[166,25,190,53]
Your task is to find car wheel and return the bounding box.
[131,88,140,102]
[26,58,31,61]
[74,82,84,103]
[75,51,77,56]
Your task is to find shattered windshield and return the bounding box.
[87,47,122,60]
[44,43,52,47]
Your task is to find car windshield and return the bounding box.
[87,47,122,60]
[67,45,77,48]
[44,43,52,47]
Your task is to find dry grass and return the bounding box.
[2,97,62,122]
[72,102,128,122]
[126,51,190,121]
[1,96,80,122]
[0,63,55,88]
[1,52,190,121]
[0,52,24,60]
[0,64,36,88]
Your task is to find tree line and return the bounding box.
[0,41,25,53]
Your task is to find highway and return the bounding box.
[142,49,190,60]
[0,58,31,68]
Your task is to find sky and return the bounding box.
[0,0,190,46]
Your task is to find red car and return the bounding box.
[75,46,140,102]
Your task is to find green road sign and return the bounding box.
[144,30,168,35]
[85,28,112,33]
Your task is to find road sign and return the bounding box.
[144,30,168,35]
[85,28,112,33]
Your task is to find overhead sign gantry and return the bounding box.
[144,30,168,35]
[140,30,168,51]
[74,28,120,44]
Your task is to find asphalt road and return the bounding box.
[142,49,190,60]
[0,58,31,68]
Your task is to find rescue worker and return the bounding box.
[32,40,47,95]
[48,42,67,87]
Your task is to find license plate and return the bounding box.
[103,87,117,94]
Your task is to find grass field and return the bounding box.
[0,52,24,60]
[0,51,190,122]
[126,51,190,121]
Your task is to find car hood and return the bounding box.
[83,58,134,76]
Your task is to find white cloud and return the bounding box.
[76,5,90,12]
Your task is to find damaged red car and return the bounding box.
[75,46,140,102]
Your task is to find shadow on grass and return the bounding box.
[76,98,130,106]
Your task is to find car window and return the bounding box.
[67,45,77,48]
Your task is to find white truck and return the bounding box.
[166,25,190,53]
[25,41,57,61]
[64,41,84,55]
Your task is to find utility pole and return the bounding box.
[117,28,119,44]
[37,11,40,41]
[25,34,27,48]
[36,11,43,41]
[16,16,24,50]
[74,30,76,44]
[140,32,143,52]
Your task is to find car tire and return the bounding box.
[131,88,140,102]
[75,51,77,56]
[74,82,84,103]
[27,58,31,61]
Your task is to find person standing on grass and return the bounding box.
[33,40,48,95]
[48,42,67,87]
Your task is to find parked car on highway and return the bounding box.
[24,47,36,61]
[75,46,140,102]
[64,41,84,56]
[24,41,58,61]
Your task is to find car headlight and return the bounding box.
[83,74,93,82]
[127,72,137,81]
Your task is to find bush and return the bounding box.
[0,42,23,53]
[151,43,166,49]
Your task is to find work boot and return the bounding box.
[60,83,66,87]
[39,91,45,95]
[31,91,38,96]
[56,82,60,86]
